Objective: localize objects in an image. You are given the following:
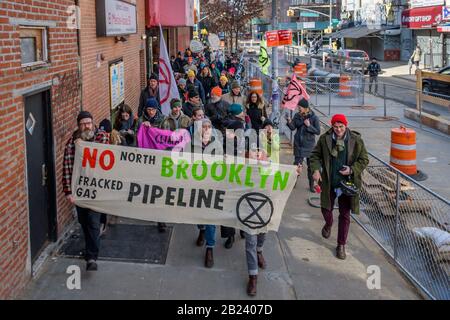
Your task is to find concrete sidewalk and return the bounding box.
[20,143,421,300]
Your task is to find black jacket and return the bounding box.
[138,87,160,117]
[204,99,230,133]
[198,75,216,100]
[287,110,320,163]
[182,101,202,118]
[367,62,381,77]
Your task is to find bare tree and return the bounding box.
[200,0,264,52]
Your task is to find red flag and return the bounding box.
[281,74,310,110]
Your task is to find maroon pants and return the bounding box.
[321,191,352,245]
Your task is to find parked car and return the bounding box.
[422,66,450,99]
[336,49,369,73]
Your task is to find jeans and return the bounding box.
[244,232,266,276]
[198,225,216,248]
[321,190,352,245]
[76,206,101,261]
[295,157,313,188]
[369,76,378,93]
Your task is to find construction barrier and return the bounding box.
[248,78,263,96]
[389,126,417,175]
[338,75,353,97]
[294,63,307,78]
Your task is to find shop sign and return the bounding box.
[401,5,443,29]
[437,24,450,32]
[96,0,137,37]
[410,0,444,8]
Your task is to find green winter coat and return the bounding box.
[309,128,369,214]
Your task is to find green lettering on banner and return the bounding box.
[259,167,270,189]
[161,157,174,177]
[273,171,290,191]
[244,166,254,187]
[192,160,208,181]
[229,164,243,185]
[176,159,189,180]
[211,161,227,182]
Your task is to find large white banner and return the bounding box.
[72,141,297,235]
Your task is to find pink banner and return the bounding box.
[281,74,310,111]
[137,126,191,150]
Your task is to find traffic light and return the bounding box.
[287,9,294,17]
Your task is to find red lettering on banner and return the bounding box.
[99,150,115,171]
[82,148,98,168]
[82,147,115,171]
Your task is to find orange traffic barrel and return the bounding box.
[249,78,263,96]
[294,63,307,78]
[338,75,353,97]
[390,126,417,175]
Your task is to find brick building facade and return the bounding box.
[79,0,147,121]
[0,0,81,299]
[0,0,147,299]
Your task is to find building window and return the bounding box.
[19,26,48,66]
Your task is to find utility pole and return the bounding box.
[329,0,333,46]
[271,0,280,122]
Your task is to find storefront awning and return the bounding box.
[330,26,397,39]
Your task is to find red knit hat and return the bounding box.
[331,114,348,126]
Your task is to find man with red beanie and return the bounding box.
[309,114,368,259]
[204,86,230,134]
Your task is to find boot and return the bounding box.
[257,251,266,269]
[196,229,205,246]
[204,248,214,268]
[336,245,346,260]
[247,275,257,296]
[239,230,246,239]
[321,225,331,239]
[158,222,166,233]
[224,235,234,249]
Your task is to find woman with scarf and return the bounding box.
[245,92,268,132]
[138,98,165,129]
[113,104,138,147]
[218,75,231,95]
[198,65,216,102]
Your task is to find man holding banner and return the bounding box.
[62,111,109,271]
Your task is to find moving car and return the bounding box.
[422,66,450,98]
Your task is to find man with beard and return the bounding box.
[204,86,229,134]
[62,111,109,271]
[138,73,160,117]
[182,89,203,118]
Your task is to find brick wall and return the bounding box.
[79,0,147,121]
[0,0,80,299]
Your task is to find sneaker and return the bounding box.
[86,259,98,271]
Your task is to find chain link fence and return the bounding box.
[242,59,450,300]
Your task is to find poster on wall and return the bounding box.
[109,60,125,109]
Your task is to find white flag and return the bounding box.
[159,25,180,115]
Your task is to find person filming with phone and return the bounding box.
[309,114,368,260]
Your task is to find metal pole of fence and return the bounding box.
[418,90,423,130]
[383,83,387,117]
[328,83,331,116]
[394,171,401,262]
[315,76,318,106]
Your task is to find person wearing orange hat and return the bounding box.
[309,114,369,260]
[204,86,230,134]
